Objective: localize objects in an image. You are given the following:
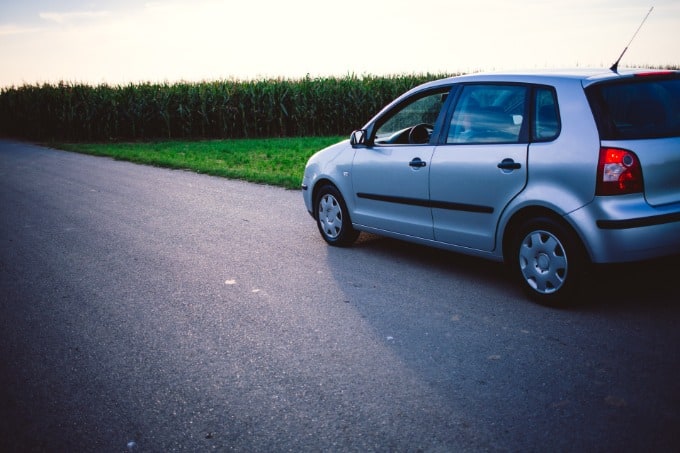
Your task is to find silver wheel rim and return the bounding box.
[518,230,568,294]
[318,194,343,239]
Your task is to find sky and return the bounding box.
[1,0,679,87]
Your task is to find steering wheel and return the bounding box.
[408,123,433,144]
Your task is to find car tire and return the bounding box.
[315,184,359,247]
[511,217,588,306]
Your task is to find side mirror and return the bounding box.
[350,129,367,147]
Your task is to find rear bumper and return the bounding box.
[569,196,680,263]
[596,211,680,230]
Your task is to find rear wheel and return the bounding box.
[315,185,358,246]
[511,217,588,306]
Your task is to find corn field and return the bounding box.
[0,74,454,141]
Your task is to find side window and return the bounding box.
[533,87,560,141]
[447,85,527,144]
[374,89,450,145]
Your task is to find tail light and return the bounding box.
[596,147,643,195]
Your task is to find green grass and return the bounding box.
[55,136,344,189]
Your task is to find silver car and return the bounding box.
[301,69,680,305]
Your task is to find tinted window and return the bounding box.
[587,77,680,140]
[446,85,527,144]
[533,87,560,141]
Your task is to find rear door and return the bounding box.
[429,84,529,251]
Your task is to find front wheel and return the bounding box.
[511,217,588,306]
[315,185,358,246]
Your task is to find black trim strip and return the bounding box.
[357,193,493,214]
[357,193,429,207]
[430,200,494,213]
[597,211,680,230]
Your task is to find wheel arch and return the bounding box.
[314,181,359,246]
[501,206,590,263]
[311,178,337,218]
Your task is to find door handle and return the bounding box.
[497,158,521,170]
[409,158,427,168]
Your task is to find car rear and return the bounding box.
[575,70,680,262]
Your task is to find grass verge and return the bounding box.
[55,136,345,190]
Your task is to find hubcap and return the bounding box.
[519,230,568,294]
[536,253,550,272]
[318,194,342,239]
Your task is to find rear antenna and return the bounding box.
[610,6,654,72]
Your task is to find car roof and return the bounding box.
[419,68,679,90]
[368,68,679,129]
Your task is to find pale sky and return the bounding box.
[1,0,679,87]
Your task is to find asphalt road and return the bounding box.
[0,139,678,452]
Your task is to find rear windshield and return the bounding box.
[586,76,680,140]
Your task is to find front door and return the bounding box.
[351,88,452,240]
[352,144,436,238]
